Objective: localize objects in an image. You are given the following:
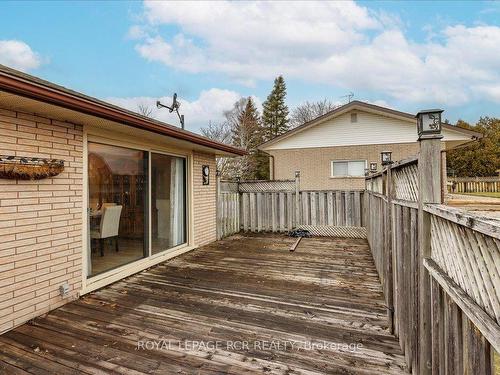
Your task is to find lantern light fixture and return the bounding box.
[369,162,377,172]
[416,109,444,139]
[381,151,392,166]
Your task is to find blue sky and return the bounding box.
[1,1,500,132]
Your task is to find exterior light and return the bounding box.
[381,151,392,166]
[202,165,210,185]
[416,109,444,139]
[369,162,377,172]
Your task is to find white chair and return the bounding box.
[90,205,122,257]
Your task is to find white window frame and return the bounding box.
[330,159,367,178]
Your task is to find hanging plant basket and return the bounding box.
[0,155,64,180]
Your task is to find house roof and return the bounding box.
[259,100,482,150]
[0,64,246,156]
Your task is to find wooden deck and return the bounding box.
[0,234,408,374]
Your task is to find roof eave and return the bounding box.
[0,69,246,157]
[259,100,482,149]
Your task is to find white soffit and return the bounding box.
[0,91,235,156]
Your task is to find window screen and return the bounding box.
[331,160,366,177]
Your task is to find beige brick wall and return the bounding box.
[0,107,83,334]
[192,152,217,246]
[269,143,419,190]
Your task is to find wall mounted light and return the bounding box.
[202,165,210,185]
[416,109,443,139]
[381,151,392,166]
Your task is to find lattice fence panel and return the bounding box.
[238,180,295,192]
[430,215,500,324]
[392,163,419,202]
[298,225,366,239]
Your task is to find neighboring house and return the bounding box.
[259,101,481,190]
[0,65,245,334]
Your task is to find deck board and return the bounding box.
[0,233,408,374]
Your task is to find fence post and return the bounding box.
[385,165,394,334]
[295,171,301,227]
[418,134,443,374]
[216,170,221,240]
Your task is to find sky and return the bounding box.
[1,0,500,133]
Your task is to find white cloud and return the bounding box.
[0,40,42,72]
[131,1,500,106]
[106,88,257,132]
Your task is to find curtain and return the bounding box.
[170,158,185,247]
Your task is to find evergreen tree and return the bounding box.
[262,75,289,141]
[230,97,268,179]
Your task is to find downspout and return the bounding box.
[269,154,275,180]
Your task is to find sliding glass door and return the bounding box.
[87,142,187,277]
[151,153,186,254]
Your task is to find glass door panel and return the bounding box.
[151,153,186,254]
[87,142,148,277]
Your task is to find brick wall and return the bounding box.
[269,143,419,190]
[192,152,217,246]
[0,107,83,334]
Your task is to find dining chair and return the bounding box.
[90,205,122,257]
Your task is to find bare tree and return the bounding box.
[138,104,154,118]
[200,120,232,145]
[290,99,338,128]
[200,120,233,177]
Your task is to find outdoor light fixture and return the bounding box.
[381,151,392,166]
[156,93,185,129]
[416,109,443,139]
[369,162,377,172]
[202,165,210,185]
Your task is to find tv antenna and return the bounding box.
[156,93,185,129]
[341,92,354,103]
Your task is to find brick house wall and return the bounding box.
[0,107,219,334]
[268,142,420,190]
[0,107,83,334]
[192,152,217,246]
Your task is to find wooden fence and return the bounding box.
[448,176,500,193]
[217,177,365,239]
[366,146,500,374]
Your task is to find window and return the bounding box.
[331,160,366,177]
[351,112,358,123]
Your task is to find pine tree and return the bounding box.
[230,97,268,179]
[262,75,289,141]
[232,97,260,152]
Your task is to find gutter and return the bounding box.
[0,70,246,156]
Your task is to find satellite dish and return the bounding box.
[170,93,178,113]
[156,93,185,129]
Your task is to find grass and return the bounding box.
[460,192,500,198]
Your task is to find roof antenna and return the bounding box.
[156,93,185,129]
[340,92,354,103]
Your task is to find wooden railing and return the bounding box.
[365,146,500,374]
[217,176,365,239]
[448,176,500,193]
